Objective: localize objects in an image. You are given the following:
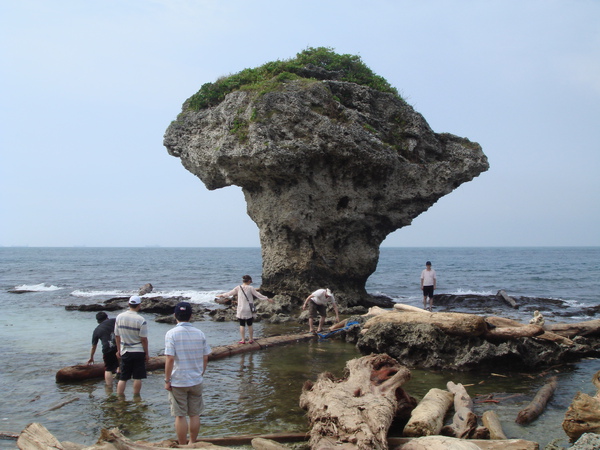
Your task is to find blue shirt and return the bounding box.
[164,322,211,387]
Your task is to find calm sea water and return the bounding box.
[0,247,599,448]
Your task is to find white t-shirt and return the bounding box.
[421,268,437,286]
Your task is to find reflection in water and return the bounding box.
[98,394,153,437]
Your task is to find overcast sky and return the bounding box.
[1,0,599,248]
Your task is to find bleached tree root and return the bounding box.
[299,353,411,449]
[563,370,600,441]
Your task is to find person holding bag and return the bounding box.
[217,275,273,344]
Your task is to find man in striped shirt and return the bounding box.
[114,295,149,396]
[164,302,212,445]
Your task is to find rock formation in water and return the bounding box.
[164,48,489,307]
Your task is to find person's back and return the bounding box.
[93,318,116,354]
[165,322,210,386]
[114,296,149,396]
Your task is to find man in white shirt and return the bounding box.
[420,261,437,311]
[302,288,340,334]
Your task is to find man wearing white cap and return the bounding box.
[302,288,340,334]
[114,295,149,396]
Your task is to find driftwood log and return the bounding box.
[515,376,558,425]
[483,323,544,341]
[299,353,411,449]
[485,316,574,345]
[56,332,316,382]
[440,382,481,439]
[496,289,518,308]
[481,410,507,440]
[403,388,454,437]
[544,319,600,338]
[388,436,539,449]
[16,423,64,450]
[363,310,488,337]
[563,370,600,440]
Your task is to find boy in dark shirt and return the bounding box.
[88,312,119,385]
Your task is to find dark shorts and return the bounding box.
[423,285,434,299]
[103,349,119,373]
[239,318,254,326]
[119,352,147,380]
[308,301,327,319]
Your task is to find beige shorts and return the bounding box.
[168,383,204,417]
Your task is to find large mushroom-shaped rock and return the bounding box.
[164,48,489,307]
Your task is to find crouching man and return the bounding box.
[164,302,212,445]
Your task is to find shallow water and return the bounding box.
[1,247,599,448]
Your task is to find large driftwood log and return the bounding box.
[403,388,454,437]
[17,423,65,450]
[388,436,539,449]
[483,323,544,341]
[481,410,507,440]
[363,311,487,337]
[56,332,316,382]
[485,316,574,345]
[563,370,600,440]
[299,353,411,449]
[515,376,558,425]
[393,304,430,314]
[544,319,600,338]
[440,382,479,439]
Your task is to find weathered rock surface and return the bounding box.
[164,65,488,307]
[355,321,600,371]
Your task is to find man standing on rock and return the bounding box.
[87,312,119,386]
[164,302,211,445]
[115,295,149,396]
[303,288,340,334]
[421,261,437,311]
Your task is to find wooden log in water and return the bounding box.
[16,423,64,450]
[496,289,518,308]
[441,381,479,439]
[482,410,507,440]
[515,376,558,425]
[299,353,411,449]
[403,388,454,437]
[56,332,316,382]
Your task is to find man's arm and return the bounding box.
[303,294,312,310]
[87,344,97,365]
[332,303,340,323]
[164,354,174,391]
[141,336,149,362]
[115,336,121,358]
[202,354,209,376]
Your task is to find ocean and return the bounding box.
[1,247,599,448]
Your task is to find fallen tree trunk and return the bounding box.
[441,382,479,439]
[403,388,454,437]
[388,436,539,449]
[544,319,600,338]
[363,311,487,337]
[563,370,600,441]
[299,353,411,449]
[515,376,558,425]
[482,410,507,440]
[16,423,64,450]
[393,304,430,314]
[496,289,518,308]
[485,316,574,345]
[56,332,315,382]
[483,323,544,341]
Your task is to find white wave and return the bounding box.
[450,288,494,296]
[70,289,224,306]
[13,283,62,292]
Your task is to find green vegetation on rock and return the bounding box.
[187,47,400,111]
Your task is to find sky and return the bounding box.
[1,0,599,248]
